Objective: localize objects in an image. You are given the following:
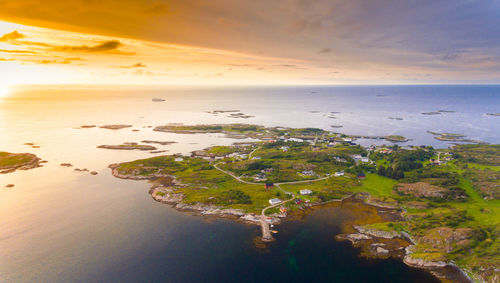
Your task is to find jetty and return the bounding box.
[260,215,274,241]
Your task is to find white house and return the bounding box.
[300,189,312,195]
[334,171,345,177]
[302,170,314,176]
[361,157,370,163]
[269,198,282,205]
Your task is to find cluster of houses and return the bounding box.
[430,152,453,165]
[191,148,252,161]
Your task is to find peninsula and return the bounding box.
[109,124,499,282]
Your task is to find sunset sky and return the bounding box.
[0,0,500,87]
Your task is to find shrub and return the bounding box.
[221,190,252,204]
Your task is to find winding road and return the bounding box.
[212,150,338,241]
[212,162,333,216]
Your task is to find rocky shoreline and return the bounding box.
[108,163,281,226]
[337,215,474,283]
[108,163,474,282]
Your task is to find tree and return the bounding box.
[393,169,404,179]
[377,165,386,176]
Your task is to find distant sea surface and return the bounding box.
[0,85,498,282]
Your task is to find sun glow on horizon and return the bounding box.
[0,84,10,98]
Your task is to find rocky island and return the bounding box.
[0,151,42,174]
[97,142,157,151]
[427,131,486,144]
[99,124,133,130]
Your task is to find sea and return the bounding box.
[1,85,499,282]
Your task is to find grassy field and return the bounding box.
[361,173,397,197]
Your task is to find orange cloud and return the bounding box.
[0,30,25,41]
[52,40,128,53]
[0,48,37,54]
[35,57,84,64]
[118,62,146,68]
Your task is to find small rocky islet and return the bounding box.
[0,151,42,174]
[97,142,157,151]
[427,131,486,144]
[98,124,133,130]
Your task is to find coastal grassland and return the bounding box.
[465,163,500,171]
[221,142,363,183]
[453,144,500,166]
[114,155,211,177]
[279,175,361,202]
[205,145,244,156]
[361,173,398,197]
[358,145,500,281]
[177,180,278,214]
[113,155,279,213]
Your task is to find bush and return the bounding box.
[317,192,336,202]
[221,190,252,204]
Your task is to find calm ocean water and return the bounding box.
[0,85,498,282]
